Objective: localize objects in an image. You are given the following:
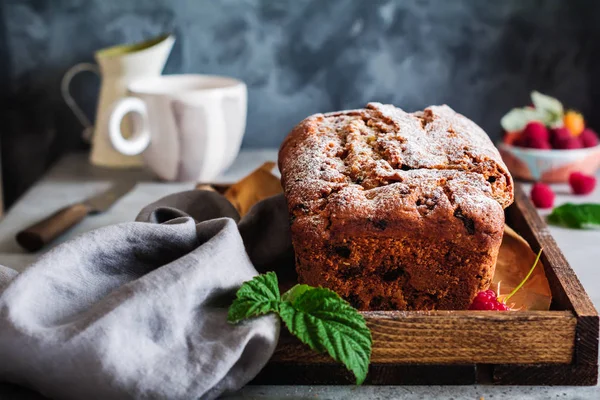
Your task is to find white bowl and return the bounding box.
[498,143,600,183]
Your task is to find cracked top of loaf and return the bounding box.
[279,103,514,237]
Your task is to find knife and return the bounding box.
[16,182,135,252]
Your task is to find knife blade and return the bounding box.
[84,182,135,213]
[16,182,135,252]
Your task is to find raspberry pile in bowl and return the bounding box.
[498,91,600,183]
[504,113,598,150]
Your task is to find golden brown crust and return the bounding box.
[279,103,514,311]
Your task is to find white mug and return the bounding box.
[108,74,247,181]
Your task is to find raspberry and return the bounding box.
[527,137,552,149]
[469,289,510,311]
[522,121,549,142]
[580,129,599,148]
[554,136,583,150]
[569,172,596,195]
[469,248,543,312]
[550,127,572,145]
[530,182,555,208]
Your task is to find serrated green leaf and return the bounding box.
[547,203,600,229]
[227,273,373,384]
[281,284,312,303]
[279,286,372,385]
[227,271,281,323]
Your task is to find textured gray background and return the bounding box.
[2,0,600,206]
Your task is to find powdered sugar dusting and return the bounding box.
[279,103,513,230]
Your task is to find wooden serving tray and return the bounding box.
[248,184,599,386]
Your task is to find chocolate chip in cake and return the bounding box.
[338,265,362,280]
[382,267,405,282]
[369,296,396,310]
[369,296,384,309]
[345,294,363,309]
[333,245,351,258]
[371,219,388,230]
[454,207,475,235]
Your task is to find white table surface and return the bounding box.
[0,150,598,399]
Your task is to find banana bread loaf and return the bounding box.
[278,103,514,311]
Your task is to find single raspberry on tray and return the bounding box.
[470,249,543,312]
[530,182,555,208]
[569,172,597,195]
[469,289,510,311]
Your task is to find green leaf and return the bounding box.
[500,107,542,132]
[531,91,564,128]
[281,284,312,303]
[227,274,373,385]
[531,91,564,117]
[547,203,600,229]
[227,271,281,323]
[278,286,372,385]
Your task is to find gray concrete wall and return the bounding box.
[2,0,600,205]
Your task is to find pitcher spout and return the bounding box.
[94,33,175,77]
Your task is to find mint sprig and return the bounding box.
[500,91,565,132]
[548,203,600,229]
[228,273,372,385]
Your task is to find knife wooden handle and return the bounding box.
[16,203,91,252]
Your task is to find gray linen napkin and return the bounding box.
[0,190,294,400]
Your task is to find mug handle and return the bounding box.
[61,63,100,142]
[108,97,151,156]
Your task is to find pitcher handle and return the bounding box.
[108,97,151,156]
[61,63,100,142]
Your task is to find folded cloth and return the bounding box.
[0,190,294,400]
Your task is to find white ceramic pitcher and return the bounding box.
[62,33,175,167]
